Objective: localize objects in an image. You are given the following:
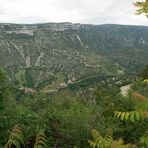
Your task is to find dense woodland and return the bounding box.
[0,66,147,148]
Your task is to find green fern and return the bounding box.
[34,130,47,148]
[114,111,145,122]
[140,132,148,146]
[4,124,25,148]
[88,129,109,148]
[88,129,136,148]
[104,128,113,143]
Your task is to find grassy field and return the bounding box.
[42,72,66,92]
[15,69,26,85]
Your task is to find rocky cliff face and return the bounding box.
[0,23,148,88]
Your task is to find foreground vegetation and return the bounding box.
[0,66,147,147]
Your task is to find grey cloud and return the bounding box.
[0,0,147,26]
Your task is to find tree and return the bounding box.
[134,0,148,17]
[140,65,148,79]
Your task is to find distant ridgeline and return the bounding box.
[0,23,148,89]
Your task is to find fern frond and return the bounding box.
[130,111,135,122]
[34,130,47,148]
[121,112,126,121]
[89,129,110,148]
[114,111,144,122]
[4,124,25,148]
[105,128,113,142]
[91,129,104,143]
[89,129,136,148]
[88,140,100,148]
[140,132,148,146]
[125,112,130,121]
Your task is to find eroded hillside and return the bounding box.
[0,23,148,89]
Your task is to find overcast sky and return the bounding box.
[0,0,147,25]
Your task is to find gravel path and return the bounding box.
[120,84,132,97]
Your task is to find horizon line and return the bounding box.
[0,22,148,27]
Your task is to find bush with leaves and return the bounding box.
[114,84,148,147]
